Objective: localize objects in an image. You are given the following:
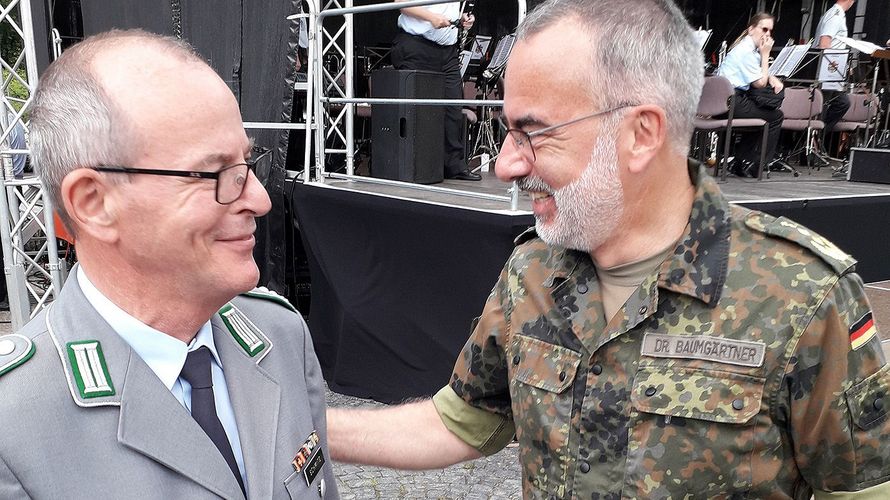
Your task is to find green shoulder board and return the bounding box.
[745,212,856,275]
[0,334,35,377]
[241,286,298,313]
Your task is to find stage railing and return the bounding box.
[312,0,528,212]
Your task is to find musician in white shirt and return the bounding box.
[813,0,855,133]
[391,1,478,181]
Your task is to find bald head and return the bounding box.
[29,29,211,233]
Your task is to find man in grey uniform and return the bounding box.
[0,30,337,500]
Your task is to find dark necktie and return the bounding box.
[180,346,246,495]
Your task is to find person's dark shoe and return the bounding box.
[447,169,482,181]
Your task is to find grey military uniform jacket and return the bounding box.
[0,277,338,500]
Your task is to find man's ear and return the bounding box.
[60,169,120,243]
[618,105,667,174]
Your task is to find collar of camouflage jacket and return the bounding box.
[542,161,730,308]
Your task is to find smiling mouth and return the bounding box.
[220,234,255,242]
[529,192,552,201]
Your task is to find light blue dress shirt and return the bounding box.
[718,35,762,91]
[76,267,248,489]
[813,4,848,91]
[397,2,460,46]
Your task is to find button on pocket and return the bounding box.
[509,335,582,497]
[626,366,765,496]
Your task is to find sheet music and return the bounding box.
[836,36,883,55]
[693,29,712,52]
[817,49,849,82]
[472,36,491,61]
[770,44,809,77]
[459,50,472,77]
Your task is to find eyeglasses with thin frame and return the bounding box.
[91,147,272,205]
[497,104,636,163]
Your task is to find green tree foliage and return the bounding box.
[1,0,28,112]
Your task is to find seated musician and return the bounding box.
[717,12,784,177]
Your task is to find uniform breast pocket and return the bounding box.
[508,335,581,497]
[625,366,765,498]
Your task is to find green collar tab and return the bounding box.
[66,340,115,399]
[0,334,36,377]
[219,303,267,357]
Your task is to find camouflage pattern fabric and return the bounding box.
[435,162,890,499]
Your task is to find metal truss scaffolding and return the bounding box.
[1,0,66,330]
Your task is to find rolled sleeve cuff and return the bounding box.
[814,481,890,499]
[432,385,515,456]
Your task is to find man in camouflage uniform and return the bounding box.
[328,0,890,497]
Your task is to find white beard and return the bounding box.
[520,131,624,253]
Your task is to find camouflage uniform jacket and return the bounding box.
[434,163,890,499]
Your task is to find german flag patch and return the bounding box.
[850,312,878,351]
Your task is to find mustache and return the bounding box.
[517,176,554,195]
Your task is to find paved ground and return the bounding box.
[2,283,889,499]
[326,389,521,499]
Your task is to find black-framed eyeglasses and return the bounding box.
[497,104,636,163]
[91,147,272,205]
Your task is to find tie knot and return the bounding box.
[180,346,214,389]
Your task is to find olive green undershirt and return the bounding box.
[597,241,676,323]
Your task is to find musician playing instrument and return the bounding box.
[391,1,478,181]
[717,12,784,177]
[813,0,855,133]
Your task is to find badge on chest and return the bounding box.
[292,431,325,487]
[641,333,765,367]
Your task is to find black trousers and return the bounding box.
[390,32,466,177]
[730,90,784,165]
[821,89,850,134]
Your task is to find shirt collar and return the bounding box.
[543,161,731,306]
[655,161,731,306]
[76,267,221,391]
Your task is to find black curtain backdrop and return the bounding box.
[291,180,534,403]
[78,0,298,293]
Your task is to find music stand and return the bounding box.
[770,44,810,78]
[693,29,712,53]
[781,50,851,170]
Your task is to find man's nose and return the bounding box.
[494,136,532,182]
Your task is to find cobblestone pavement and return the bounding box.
[326,389,521,499]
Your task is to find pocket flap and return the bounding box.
[846,364,890,431]
[631,366,764,424]
[512,335,581,393]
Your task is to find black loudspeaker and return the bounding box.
[848,148,890,184]
[371,69,445,184]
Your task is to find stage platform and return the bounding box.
[289,167,890,402]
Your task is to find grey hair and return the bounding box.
[516,0,704,156]
[29,29,201,233]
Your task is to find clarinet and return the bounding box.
[458,0,475,50]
